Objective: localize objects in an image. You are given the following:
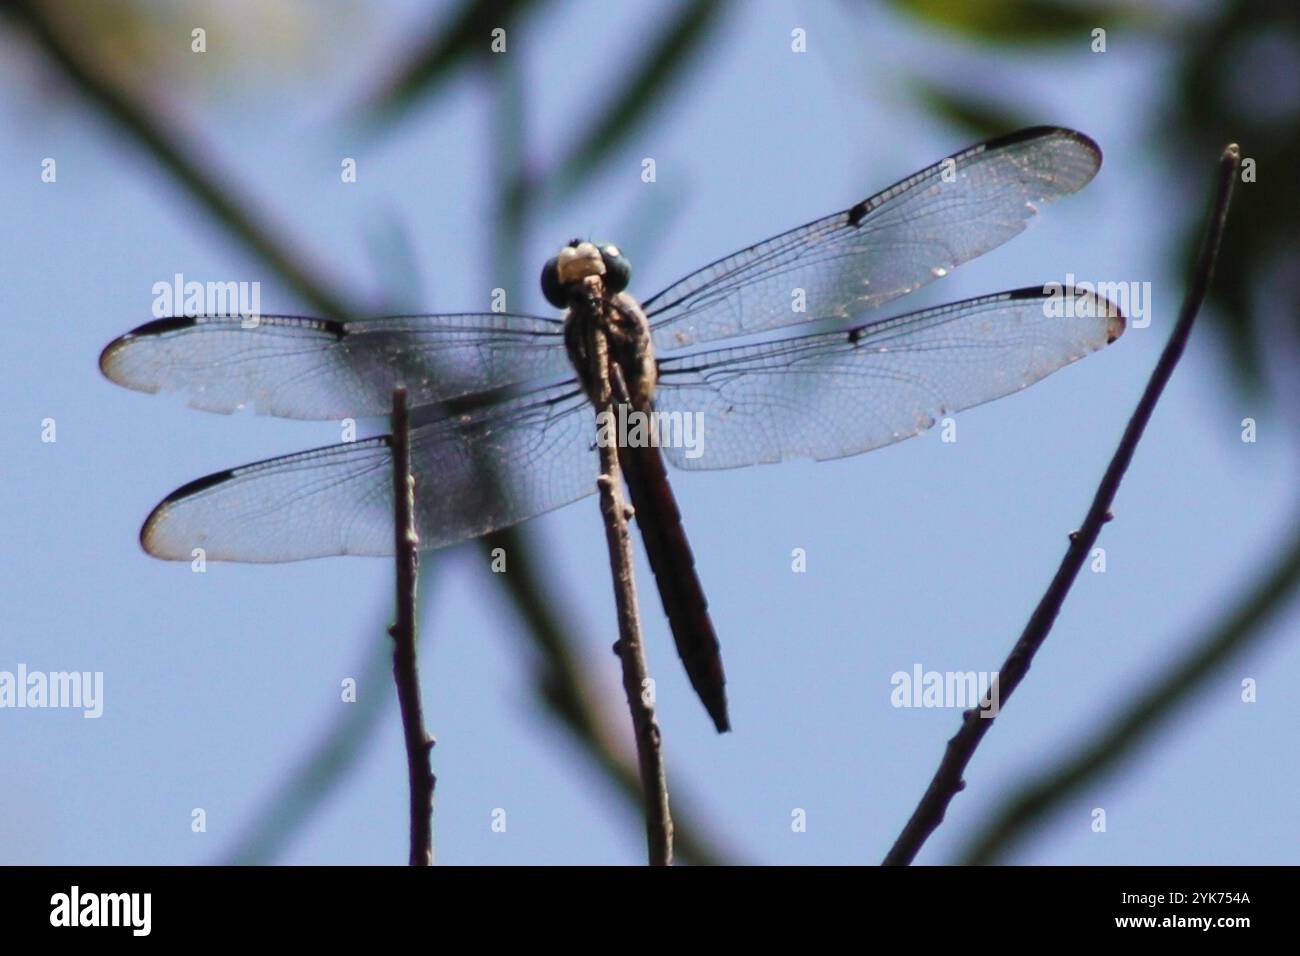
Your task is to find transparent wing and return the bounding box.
[644,127,1101,351]
[100,312,570,419]
[141,383,597,561]
[653,287,1124,470]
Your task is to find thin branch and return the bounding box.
[961,516,1300,864]
[882,142,1242,866]
[487,527,731,865]
[389,388,435,866]
[591,328,673,866]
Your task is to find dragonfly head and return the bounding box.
[541,240,631,308]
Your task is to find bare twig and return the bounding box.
[883,143,1242,866]
[388,387,434,866]
[487,529,730,865]
[590,327,673,866]
[962,515,1300,864]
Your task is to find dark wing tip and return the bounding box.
[139,467,235,560]
[1108,318,1124,343]
[99,317,200,379]
[1008,284,1126,344]
[1105,303,1126,343]
[100,315,352,382]
[1065,285,1126,343]
[126,316,203,338]
[157,467,236,505]
[846,127,1101,233]
[985,125,1102,163]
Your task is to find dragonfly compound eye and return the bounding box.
[540,256,567,309]
[600,244,631,295]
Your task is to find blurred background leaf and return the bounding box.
[889,0,1299,401]
[885,0,1155,44]
[1165,0,1300,399]
[352,0,543,133]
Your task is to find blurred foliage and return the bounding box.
[223,639,395,864]
[891,0,1300,400]
[353,0,542,131]
[885,0,1154,44]
[906,79,1035,138]
[354,0,730,212]
[536,0,730,205]
[19,0,331,96]
[1169,0,1300,398]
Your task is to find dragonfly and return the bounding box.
[100,126,1124,734]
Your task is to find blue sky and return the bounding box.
[1,1,1296,864]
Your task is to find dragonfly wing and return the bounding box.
[645,127,1101,351]
[141,383,597,561]
[100,312,570,419]
[653,286,1124,470]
